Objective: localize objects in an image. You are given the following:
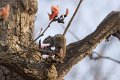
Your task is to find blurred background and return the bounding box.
[35,0,120,80]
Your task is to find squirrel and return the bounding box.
[39,7,70,63]
[40,34,66,63]
[0,4,10,21]
[52,34,66,63]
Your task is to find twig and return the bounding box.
[90,52,120,64]
[63,0,83,36]
[38,28,43,36]
[28,20,54,46]
[61,24,80,40]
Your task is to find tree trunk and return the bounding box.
[0,0,120,80]
[0,0,39,80]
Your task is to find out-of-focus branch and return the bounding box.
[61,24,80,40]
[63,0,83,36]
[90,52,120,64]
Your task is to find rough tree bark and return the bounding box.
[0,0,120,80]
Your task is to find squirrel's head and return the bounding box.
[43,35,54,46]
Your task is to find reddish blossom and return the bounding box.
[0,4,10,20]
[48,5,59,20]
[65,8,69,16]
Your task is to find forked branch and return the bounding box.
[56,11,120,78]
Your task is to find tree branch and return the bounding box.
[63,0,83,36]
[90,52,120,64]
[56,11,120,78]
[0,51,58,80]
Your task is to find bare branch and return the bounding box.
[29,20,54,46]
[0,51,57,80]
[56,11,120,78]
[61,24,80,40]
[90,52,120,64]
[63,0,83,36]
